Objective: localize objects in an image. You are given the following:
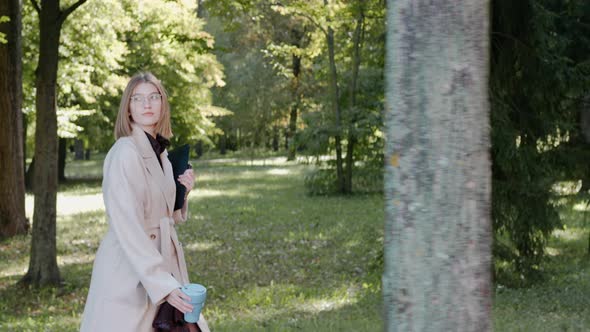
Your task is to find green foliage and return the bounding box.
[204,0,386,192]
[21,0,226,152]
[0,16,9,44]
[22,0,131,151]
[304,168,337,195]
[490,0,590,281]
[304,164,382,195]
[121,0,226,146]
[57,108,96,138]
[204,3,295,150]
[269,0,385,194]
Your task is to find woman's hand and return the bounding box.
[165,288,193,314]
[178,168,195,197]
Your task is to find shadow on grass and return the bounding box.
[2,160,385,331]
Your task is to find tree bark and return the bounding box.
[196,0,205,19]
[58,137,66,182]
[195,140,203,158]
[219,134,227,155]
[344,0,365,194]
[383,1,492,331]
[25,156,34,190]
[73,138,84,160]
[0,0,28,238]
[286,52,301,161]
[272,126,279,152]
[22,0,87,287]
[23,112,28,173]
[324,0,345,193]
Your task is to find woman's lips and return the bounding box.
[143,112,154,116]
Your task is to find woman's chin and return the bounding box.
[135,120,158,127]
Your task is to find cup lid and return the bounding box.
[182,283,207,293]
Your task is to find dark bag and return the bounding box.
[152,302,201,332]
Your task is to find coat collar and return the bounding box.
[130,123,175,215]
[131,123,158,158]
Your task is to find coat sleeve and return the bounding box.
[103,142,181,305]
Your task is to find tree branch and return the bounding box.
[58,0,88,24]
[29,0,41,15]
[267,2,328,37]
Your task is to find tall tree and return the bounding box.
[489,0,590,281]
[323,0,345,193]
[383,1,491,330]
[343,0,365,193]
[0,0,28,238]
[285,27,304,161]
[22,0,87,287]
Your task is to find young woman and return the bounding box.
[81,72,210,332]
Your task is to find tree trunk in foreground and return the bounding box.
[383,1,492,331]
[0,0,28,238]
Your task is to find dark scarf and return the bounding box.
[145,131,170,169]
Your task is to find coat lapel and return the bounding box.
[130,124,175,215]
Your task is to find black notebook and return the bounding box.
[167,144,191,211]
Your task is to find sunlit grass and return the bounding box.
[25,194,105,218]
[1,156,383,331]
[4,156,590,331]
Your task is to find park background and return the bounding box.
[1,0,590,331]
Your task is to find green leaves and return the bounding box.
[121,0,225,144]
[0,16,10,44]
[491,0,590,283]
[21,0,227,151]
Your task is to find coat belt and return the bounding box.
[159,217,190,284]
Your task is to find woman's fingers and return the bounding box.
[180,292,192,302]
[168,290,194,313]
[178,172,195,190]
[178,177,192,190]
[177,299,193,313]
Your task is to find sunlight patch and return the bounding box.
[545,247,561,256]
[0,266,27,278]
[553,229,584,241]
[26,194,105,218]
[57,253,95,266]
[573,202,590,212]
[300,297,356,314]
[195,189,246,198]
[266,168,291,176]
[184,241,221,251]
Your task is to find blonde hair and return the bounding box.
[114,72,173,139]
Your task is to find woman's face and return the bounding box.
[129,82,162,132]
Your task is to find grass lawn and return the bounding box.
[0,156,383,331]
[1,155,589,331]
[493,201,590,332]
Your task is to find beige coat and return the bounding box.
[81,124,210,332]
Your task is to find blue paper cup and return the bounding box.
[181,284,207,323]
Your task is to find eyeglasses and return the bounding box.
[130,93,162,104]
